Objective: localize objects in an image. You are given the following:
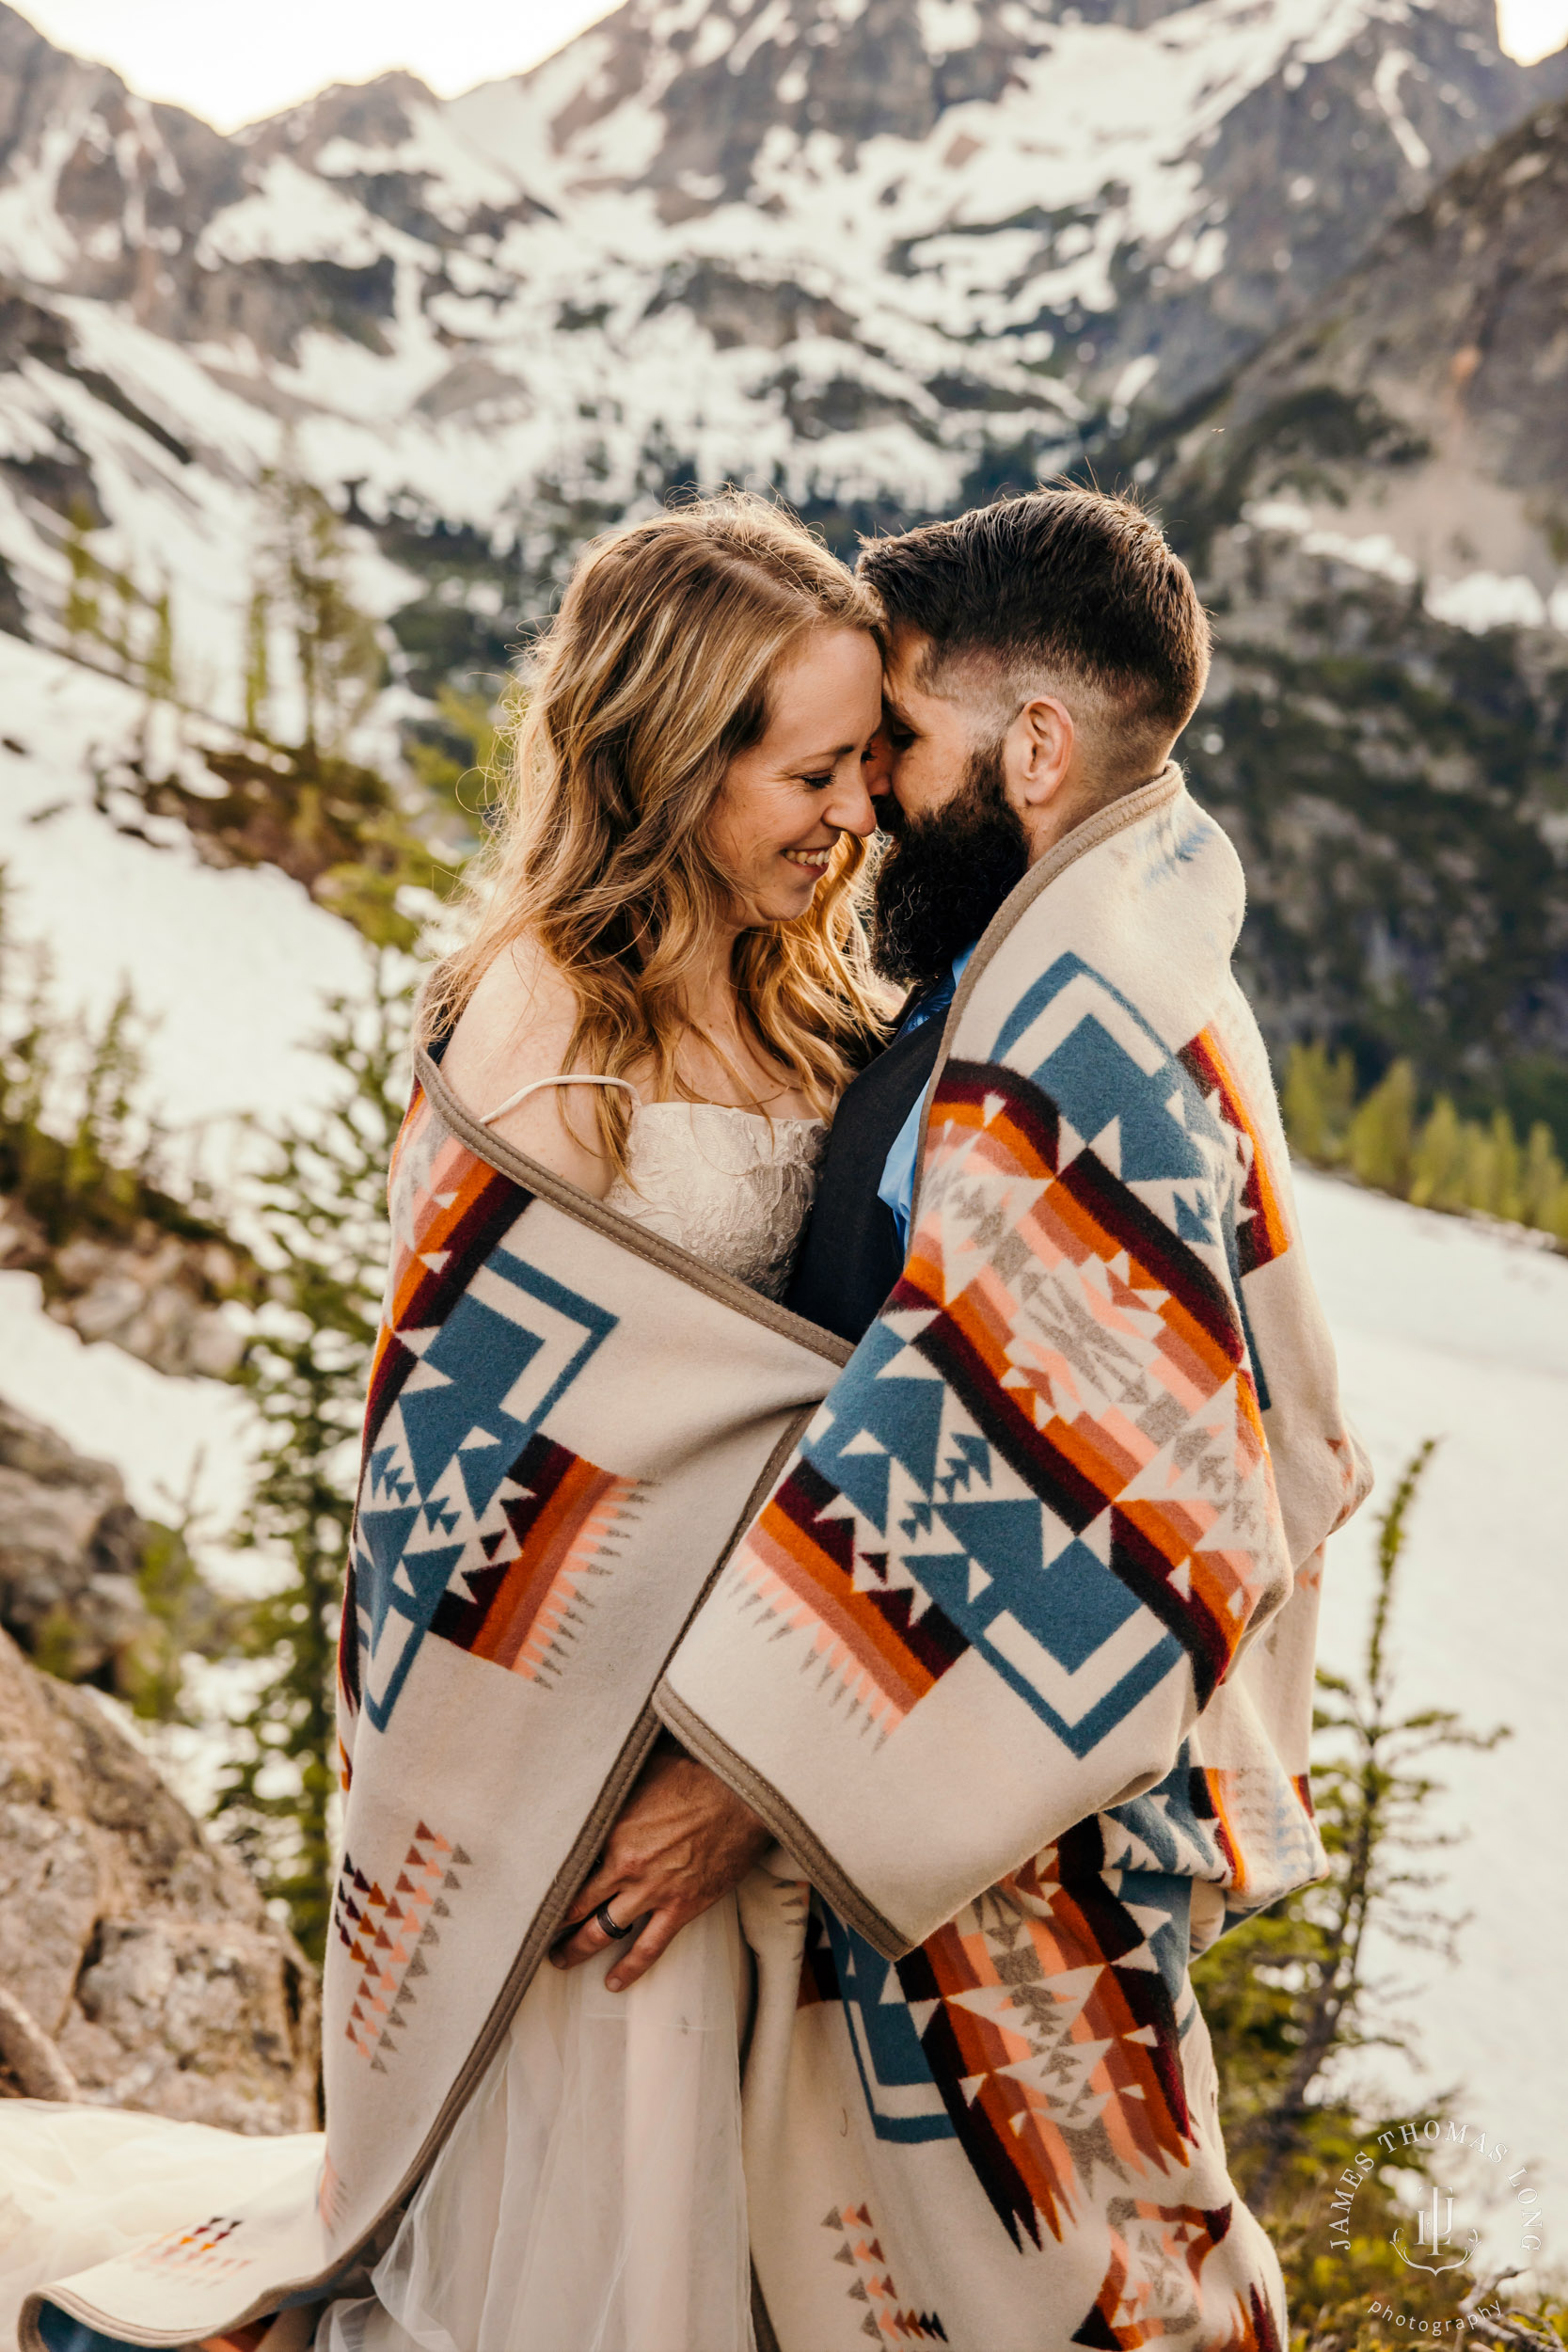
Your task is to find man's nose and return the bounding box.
[862,726,895,798]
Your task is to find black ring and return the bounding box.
[595,1900,636,1941]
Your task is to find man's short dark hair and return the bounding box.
[858,487,1211,770]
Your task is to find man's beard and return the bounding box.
[870,739,1029,987]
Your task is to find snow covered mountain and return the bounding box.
[0,0,1562,708]
[1125,90,1568,1106]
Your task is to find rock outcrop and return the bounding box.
[1145,96,1568,1097]
[0,1393,150,1686]
[0,1626,318,2131]
[0,1196,246,1382]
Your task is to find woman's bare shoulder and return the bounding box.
[441,937,615,1196]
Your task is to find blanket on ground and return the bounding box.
[23,1057,848,2351]
[658,766,1371,2351]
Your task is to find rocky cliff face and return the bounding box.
[1146,96,1568,1111]
[487,0,1558,425]
[0,1626,317,2127]
[0,1390,239,1700]
[0,1393,148,1685]
[1160,94,1568,615]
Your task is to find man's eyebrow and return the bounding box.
[881,695,919,732]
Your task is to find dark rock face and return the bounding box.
[1139,101,1568,1107]
[1180,98,1568,530]
[0,1626,318,2128]
[0,5,242,318]
[1181,539,1568,1096]
[0,1394,150,1685]
[1108,8,1567,409]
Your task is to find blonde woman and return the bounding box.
[321,495,890,2352]
[0,498,888,2352]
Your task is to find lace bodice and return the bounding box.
[606,1102,827,1300]
[478,1073,827,1302]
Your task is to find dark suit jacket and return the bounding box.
[783,1019,944,1345]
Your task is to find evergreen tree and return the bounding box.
[1281,1043,1357,1167]
[1283,1050,1568,1247]
[215,953,410,1961]
[62,500,101,650]
[244,578,272,739]
[1345,1060,1418,1196]
[144,579,177,706]
[1192,1447,1562,2347]
[1521,1121,1568,1237]
[1409,1095,1465,1211]
[257,456,386,758]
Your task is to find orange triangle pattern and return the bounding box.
[333,1820,467,2066]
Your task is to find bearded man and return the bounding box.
[568,486,1371,2349]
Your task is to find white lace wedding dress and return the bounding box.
[0,1097,826,2352]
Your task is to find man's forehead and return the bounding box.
[882,625,943,704]
[882,628,1004,726]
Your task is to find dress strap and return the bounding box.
[480,1073,641,1128]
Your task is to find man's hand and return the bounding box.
[549,1742,771,1992]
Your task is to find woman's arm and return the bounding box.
[441,936,622,1199]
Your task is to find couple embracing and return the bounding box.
[12,487,1369,2352]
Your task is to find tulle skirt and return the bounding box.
[0,1898,752,2352]
[321,1895,754,2352]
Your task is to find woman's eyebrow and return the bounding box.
[792,740,860,765]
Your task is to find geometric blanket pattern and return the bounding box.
[333,1821,470,2072]
[798,1814,1200,2253]
[688,961,1285,1801]
[665,772,1372,2350]
[24,1050,847,2351]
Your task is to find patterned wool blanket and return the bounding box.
[23,1058,848,2350]
[658,766,1371,2350]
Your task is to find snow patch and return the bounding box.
[1372,48,1432,174]
[1300,1170,1568,2223]
[197,156,389,268]
[1244,500,1419,587]
[1113,353,1160,406]
[0,639,375,1140]
[1424,569,1556,633]
[0,1271,257,1535]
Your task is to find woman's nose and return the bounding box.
[825,762,878,838]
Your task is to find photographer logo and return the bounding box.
[1322,2111,1544,2336]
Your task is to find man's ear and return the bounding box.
[1005,694,1075,809]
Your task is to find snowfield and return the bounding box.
[1296,1168,1568,2242]
[0,635,376,1141]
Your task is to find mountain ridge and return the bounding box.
[0,0,1563,1122]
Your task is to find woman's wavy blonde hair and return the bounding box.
[421,492,893,1174]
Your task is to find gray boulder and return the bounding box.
[0,1626,318,2131]
[0,1395,149,1685]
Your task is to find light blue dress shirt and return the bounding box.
[876,944,975,1250]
